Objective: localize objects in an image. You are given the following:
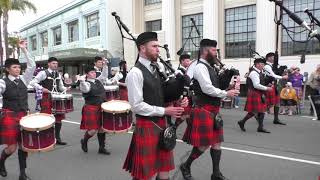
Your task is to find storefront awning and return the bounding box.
[48,48,112,59]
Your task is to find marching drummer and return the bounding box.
[94,56,115,85]
[78,60,111,155]
[0,40,36,180]
[29,57,70,145]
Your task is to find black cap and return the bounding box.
[48,57,58,63]
[200,39,217,48]
[266,52,275,59]
[84,65,96,74]
[254,58,266,64]
[136,32,158,48]
[94,56,103,62]
[179,54,191,62]
[5,58,20,68]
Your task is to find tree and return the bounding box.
[2,0,36,59]
[0,0,10,69]
[8,36,18,58]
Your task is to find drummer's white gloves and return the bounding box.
[76,74,86,82]
[175,70,183,76]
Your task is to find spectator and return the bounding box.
[63,73,73,88]
[308,64,320,115]
[280,82,298,116]
[289,67,303,106]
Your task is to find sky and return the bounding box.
[8,0,76,33]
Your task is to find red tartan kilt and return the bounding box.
[265,86,280,105]
[80,104,102,130]
[182,104,224,146]
[244,89,267,113]
[123,117,174,180]
[40,93,65,122]
[0,109,27,145]
[119,87,128,101]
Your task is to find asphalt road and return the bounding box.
[0,95,319,180]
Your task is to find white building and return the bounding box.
[19,0,320,83]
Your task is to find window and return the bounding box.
[30,35,37,51]
[145,19,162,31]
[68,20,79,42]
[225,5,256,58]
[40,31,48,47]
[86,13,100,38]
[281,0,320,55]
[182,13,203,59]
[53,26,62,45]
[145,0,161,6]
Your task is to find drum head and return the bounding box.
[51,93,73,100]
[101,100,131,113]
[20,113,55,131]
[104,85,119,91]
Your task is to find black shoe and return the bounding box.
[211,172,229,180]
[0,161,7,177]
[237,121,246,132]
[98,148,110,155]
[19,173,31,180]
[273,120,286,125]
[80,139,88,153]
[56,139,67,145]
[257,128,271,133]
[180,163,194,180]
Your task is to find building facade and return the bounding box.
[19,0,320,83]
[19,0,133,78]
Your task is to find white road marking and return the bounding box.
[62,120,320,166]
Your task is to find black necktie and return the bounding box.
[150,62,158,78]
[14,78,19,85]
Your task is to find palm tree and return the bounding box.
[2,0,36,59]
[8,36,18,58]
[0,0,10,69]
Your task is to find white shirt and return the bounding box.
[125,57,165,117]
[0,50,36,108]
[29,68,66,92]
[80,63,109,93]
[193,58,228,98]
[264,62,283,80]
[249,66,268,91]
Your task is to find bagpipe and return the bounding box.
[215,49,240,90]
[111,12,190,104]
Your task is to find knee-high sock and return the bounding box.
[184,147,204,169]
[18,149,28,174]
[257,113,265,129]
[97,133,106,149]
[0,149,11,163]
[274,106,280,121]
[210,148,222,175]
[83,131,93,143]
[241,112,255,123]
[55,123,62,140]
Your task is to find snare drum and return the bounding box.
[51,93,74,114]
[101,100,132,133]
[20,113,56,152]
[104,85,120,101]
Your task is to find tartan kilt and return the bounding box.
[266,86,280,105]
[80,104,102,130]
[119,87,128,101]
[0,109,27,145]
[244,89,267,113]
[123,117,174,180]
[40,93,65,122]
[182,104,224,146]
